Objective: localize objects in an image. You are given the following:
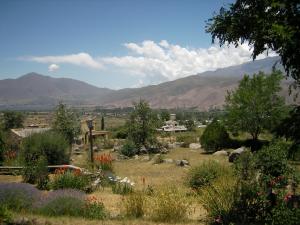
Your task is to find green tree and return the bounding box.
[206,0,300,84]
[225,70,286,141]
[160,110,170,121]
[127,100,158,151]
[52,102,80,145]
[3,111,24,130]
[200,120,230,152]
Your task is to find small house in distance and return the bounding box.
[158,113,187,132]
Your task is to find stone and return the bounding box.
[176,159,190,167]
[160,147,169,154]
[140,146,148,154]
[189,143,201,149]
[93,146,98,151]
[167,143,176,149]
[213,150,228,156]
[141,155,150,161]
[134,154,139,160]
[163,158,174,163]
[229,147,246,162]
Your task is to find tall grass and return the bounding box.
[147,186,191,222]
[122,191,146,218]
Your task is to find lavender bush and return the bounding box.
[0,183,41,211]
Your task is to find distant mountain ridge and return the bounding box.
[0,56,294,110]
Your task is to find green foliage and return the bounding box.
[38,196,84,217]
[267,203,300,225]
[21,130,69,165]
[148,186,191,222]
[206,0,300,84]
[3,111,24,130]
[122,191,146,218]
[51,171,90,192]
[52,102,80,145]
[183,119,196,131]
[112,125,128,139]
[0,130,5,163]
[121,140,138,157]
[255,140,291,180]
[160,110,170,121]
[199,175,237,224]
[225,70,286,141]
[127,100,158,151]
[83,200,106,220]
[0,205,12,224]
[112,182,133,195]
[200,120,230,152]
[187,160,231,190]
[274,105,300,159]
[176,133,197,147]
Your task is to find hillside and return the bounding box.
[0,56,295,110]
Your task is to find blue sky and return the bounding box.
[0,0,273,89]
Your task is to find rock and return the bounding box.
[134,154,139,160]
[160,147,169,154]
[113,145,122,152]
[163,158,174,163]
[189,143,201,149]
[167,143,176,149]
[176,159,190,167]
[175,142,184,147]
[73,147,80,152]
[213,150,228,156]
[140,146,148,154]
[229,147,246,162]
[141,155,150,161]
[93,146,99,151]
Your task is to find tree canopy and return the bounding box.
[225,70,286,140]
[206,0,300,84]
[2,111,24,130]
[52,102,80,145]
[127,99,158,151]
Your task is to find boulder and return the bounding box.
[141,155,150,161]
[160,147,169,154]
[163,158,174,164]
[140,146,148,154]
[213,150,228,156]
[229,147,246,162]
[167,143,176,149]
[189,143,201,149]
[134,154,139,160]
[176,159,190,167]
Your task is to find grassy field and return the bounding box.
[0,146,230,224]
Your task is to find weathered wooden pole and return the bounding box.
[86,119,94,163]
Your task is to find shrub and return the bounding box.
[148,186,191,222]
[0,183,40,211]
[200,120,230,152]
[51,169,90,192]
[199,175,237,224]
[122,191,146,218]
[267,203,300,225]
[0,205,12,224]
[21,130,69,165]
[121,140,138,157]
[186,160,231,190]
[176,133,197,147]
[37,190,106,219]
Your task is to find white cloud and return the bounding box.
[48,64,60,72]
[22,40,277,85]
[25,52,102,69]
[100,40,277,81]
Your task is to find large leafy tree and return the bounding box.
[127,99,158,151]
[206,0,300,84]
[52,102,80,145]
[3,111,24,130]
[225,70,286,141]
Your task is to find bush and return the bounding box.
[148,186,191,222]
[186,160,231,190]
[176,133,197,147]
[121,140,138,157]
[199,175,237,224]
[51,170,90,192]
[122,191,146,218]
[200,120,230,152]
[0,183,40,211]
[21,130,69,165]
[36,189,106,219]
[267,203,300,225]
[0,205,12,224]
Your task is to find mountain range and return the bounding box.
[0,56,295,110]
